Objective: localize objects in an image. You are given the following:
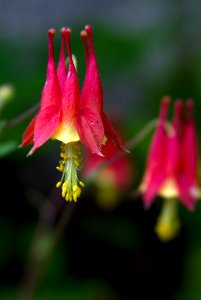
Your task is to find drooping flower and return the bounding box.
[21,27,83,202]
[159,100,200,210]
[140,98,200,241]
[139,96,170,208]
[83,126,133,210]
[21,25,125,202]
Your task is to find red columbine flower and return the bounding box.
[158,100,199,210]
[140,98,200,241]
[21,25,125,202]
[139,97,170,208]
[21,28,83,202]
[83,132,133,210]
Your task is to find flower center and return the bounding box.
[159,177,178,199]
[56,142,84,202]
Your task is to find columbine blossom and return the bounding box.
[159,100,199,210]
[140,97,200,241]
[21,25,125,202]
[139,97,170,208]
[83,133,133,210]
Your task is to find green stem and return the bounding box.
[18,197,75,300]
[3,103,39,129]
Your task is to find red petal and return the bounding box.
[143,170,167,208]
[21,114,37,147]
[101,137,119,158]
[176,176,197,210]
[29,105,60,154]
[176,100,198,209]
[181,100,198,181]
[101,112,128,155]
[80,25,103,112]
[76,108,104,156]
[166,100,183,175]
[141,97,170,207]
[60,65,80,123]
[60,28,80,124]
[142,119,169,207]
[41,29,62,109]
[80,30,89,66]
[57,28,67,93]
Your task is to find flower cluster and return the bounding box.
[140,97,200,241]
[20,25,201,242]
[21,25,125,202]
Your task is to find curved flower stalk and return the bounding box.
[140,97,200,241]
[21,25,125,202]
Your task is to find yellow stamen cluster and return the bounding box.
[155,220,180,242]
[56,142,84,202]
[154,198,180,242]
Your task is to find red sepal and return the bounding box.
[76,107,104,156]
[60,28,80,124]
[41,29,61,109]
[29,105,60,155]
[176,100,198,210]
[101,112,128,156]
[21,114,38,147]
[57,27,67,93]
[80,25,103,113]
[142,97,170,207]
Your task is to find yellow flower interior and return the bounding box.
[53,122,80,144]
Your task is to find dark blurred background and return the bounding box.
[0,0,201,299]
